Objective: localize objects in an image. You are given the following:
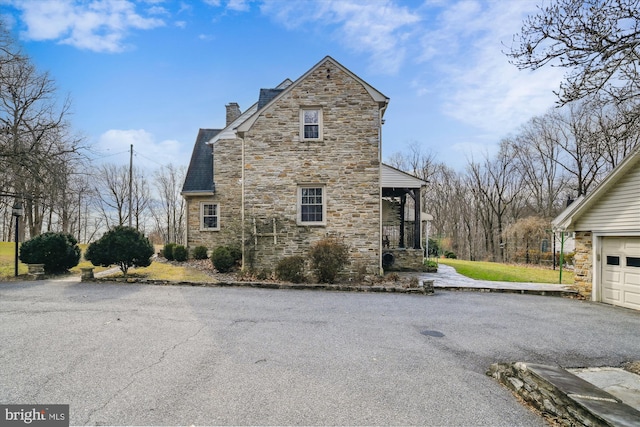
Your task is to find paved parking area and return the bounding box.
[1,279,639,426]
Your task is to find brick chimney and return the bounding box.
[226,103,241,126]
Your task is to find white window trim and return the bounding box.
[297,185,326,226]
[200,202,220,231]
[300,108,323,142]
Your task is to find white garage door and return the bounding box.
[601,237,640,310]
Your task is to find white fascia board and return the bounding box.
[207,103,259,144]
[551,195,585,231]
[181,191,215,197]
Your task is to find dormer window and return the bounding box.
[300,108,323,141]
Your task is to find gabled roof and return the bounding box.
[181,128,220,195]
[552,145,640,230]
[236,56,389,135]
[209,79,293,144]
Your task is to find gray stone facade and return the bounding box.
[184,57,388,277]
[573,231,592,298]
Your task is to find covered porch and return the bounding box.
[381,164,429,271]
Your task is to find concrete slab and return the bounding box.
[570,367,640,412]
[409,264,577,295]
[525,364,640,427]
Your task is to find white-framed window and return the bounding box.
[300,108,323,141]
[201,203,220,231]
[297,186,326,226]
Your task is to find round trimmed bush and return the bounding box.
[192,246,208,260]
[85,226,154,277]
[163,243,177,261]
[19,232,81,274]
[173,245,188,262]
[211,246,235,273]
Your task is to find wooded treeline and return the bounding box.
[391,0,640,263]
[0,25,186,244]
[389,97,640,262]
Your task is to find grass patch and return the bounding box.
[0,242,28,278]
[439,258,574,285]
[97,261,215,283]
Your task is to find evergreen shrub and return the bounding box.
[85,226,154,277]
[163,243,177,261]
[192,246,209,260]
[19,232,81,274]
[173,245,188,262]
[211,246,236,273]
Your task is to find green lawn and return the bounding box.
[439,258,574,285]
[0,241,28,278]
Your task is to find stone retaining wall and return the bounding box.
[86,277,435,295]
[383,248,424,271]
[488,362,624,426]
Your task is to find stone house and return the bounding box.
[181,56,427,276]
[552,145,640,310]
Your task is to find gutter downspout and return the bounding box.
[378,100,388,275]
[238,130,246,272]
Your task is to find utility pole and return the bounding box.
[129,144,133,228]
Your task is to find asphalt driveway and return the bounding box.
[1,279,639,426]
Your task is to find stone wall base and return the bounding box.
[383,248,424,271]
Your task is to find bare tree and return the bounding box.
[553,101,609,196]
[150,164,186,244]
[508,0,640,109]
[94,164,130,228]
[0,23,84,238]
[512,116,570,218]
[592,99,640,168]
[466,142,523,261]
[387,142,437,182]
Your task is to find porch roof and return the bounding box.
[381,163,426,197]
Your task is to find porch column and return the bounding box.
[399,194,406,248]
[413,187,421,249]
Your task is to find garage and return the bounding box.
[551,146,640,308]
[601,237,640,310]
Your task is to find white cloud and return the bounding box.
[415,0,565,134]
[13,0,165,52]
[96,129,187,171]
[227,0,250,12]
[260,0,421,74]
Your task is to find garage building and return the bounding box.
[552,146,640,310]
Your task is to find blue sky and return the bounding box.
[1,0,566,172]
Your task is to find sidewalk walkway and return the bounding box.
[412,264,577,296]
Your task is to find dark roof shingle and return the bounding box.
[181,128,220,194]
[258,88,284,110]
